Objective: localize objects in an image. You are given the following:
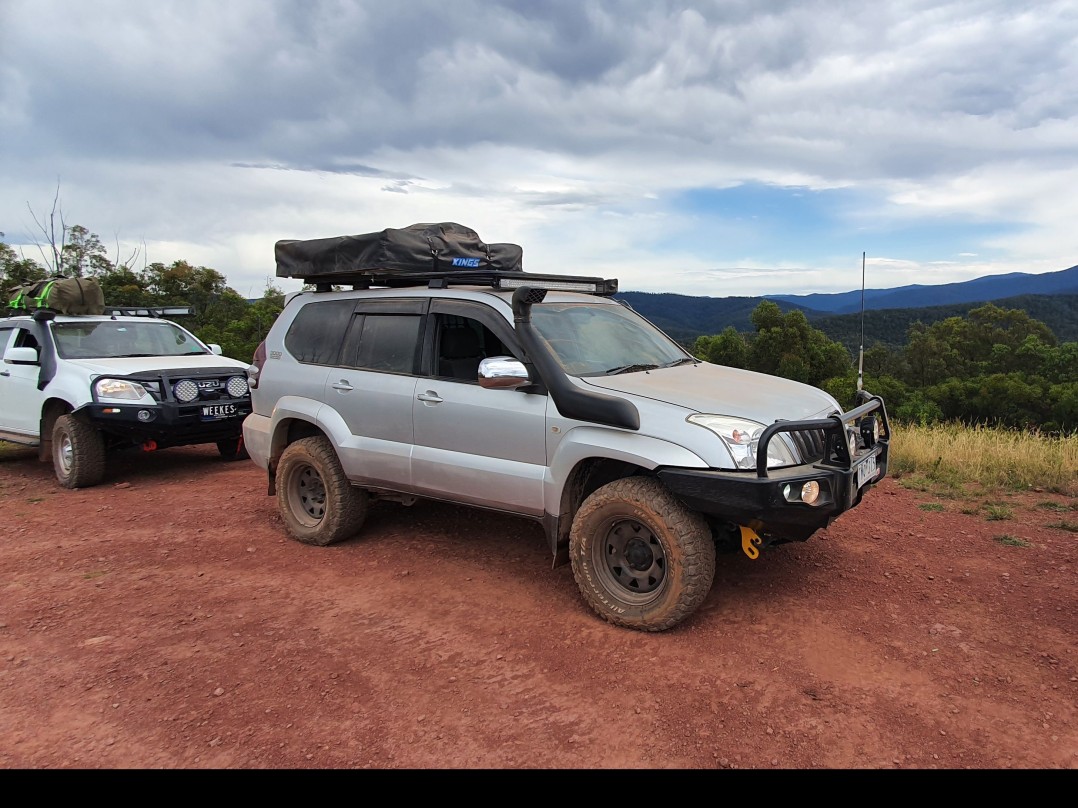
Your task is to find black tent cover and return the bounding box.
[275,222,524,282]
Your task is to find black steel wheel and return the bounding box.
[569,476,716,632]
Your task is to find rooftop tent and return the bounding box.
[274,222,524,283]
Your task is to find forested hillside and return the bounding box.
[615,291,811,344]
[618,290,1078,349]
[814,293,1078,353]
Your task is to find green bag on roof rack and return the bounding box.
[7,277,105,316]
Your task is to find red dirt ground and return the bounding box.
[0,443,1074,770]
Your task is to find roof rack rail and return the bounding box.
[304,270,618,296]
[104,306,194,317]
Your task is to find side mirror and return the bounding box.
[208,343,224,355]
[3,346,39,365]
[478,356,531,389]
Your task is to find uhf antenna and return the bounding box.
[857,251,866,392]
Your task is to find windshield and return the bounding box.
[52,320,210,359]
[530,301,692,376]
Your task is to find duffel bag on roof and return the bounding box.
[7,276,105,315]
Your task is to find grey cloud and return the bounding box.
[4,0,1078,207]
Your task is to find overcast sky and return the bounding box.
[3,0,1077,299]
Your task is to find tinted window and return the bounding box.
[284,300,355,364]
[348,315,422,374]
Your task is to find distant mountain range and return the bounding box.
[616,264,1078,348]
[764,264,1078,313]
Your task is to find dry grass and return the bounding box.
[888,422,1077,496]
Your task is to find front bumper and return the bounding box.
[79,399,252,447]
[659,393,890,544]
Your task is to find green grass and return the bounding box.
[918,503,945,512]
[889,422,1077,496]
[1046,519,1078,533]
[993,534,1030,547]
[984,504,1013,521]
[1035,500,1078,512]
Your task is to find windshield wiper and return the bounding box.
[660,357,699,368]
[605,363,660,375]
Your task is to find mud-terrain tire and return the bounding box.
[276,436,368,546]
[51,414,106,489]
[217,437,249,461]
[569,476,716,632]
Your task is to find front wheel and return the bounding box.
[275,436,368,546]
[569,476,716,632]
[52,414,106,489]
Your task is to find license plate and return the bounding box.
[201,404,238,419]
[856,453,878,489]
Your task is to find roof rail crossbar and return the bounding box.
[299,270,618,296]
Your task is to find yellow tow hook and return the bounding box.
[740,525,763,560]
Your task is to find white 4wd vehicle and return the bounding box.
[243,225,891,633]
[0,308,252,488]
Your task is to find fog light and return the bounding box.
[137,409,154,422]
[801,480,821,505]
[847,431,859,460]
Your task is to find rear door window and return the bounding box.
[339,298,427,374]
[284,299,356,364]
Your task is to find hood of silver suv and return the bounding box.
[579,361,841,423]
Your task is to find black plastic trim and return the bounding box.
[510,286,639,431]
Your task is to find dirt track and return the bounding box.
[0,443,1075,769]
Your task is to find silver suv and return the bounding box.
[243,233,889,632]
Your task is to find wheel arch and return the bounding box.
[544,427,708,564]
[38,397,74,463]
[264,398,351,495]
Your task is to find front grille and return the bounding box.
[789,428,827,463]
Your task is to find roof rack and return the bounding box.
[306,270,618,297]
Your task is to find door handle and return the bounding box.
[330,380,354,391]
[416,391,443,404]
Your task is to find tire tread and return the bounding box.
[569,476,715,632]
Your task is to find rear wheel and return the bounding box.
[276,436,368,546]
[569,476,716,632]
[52,414,106,489]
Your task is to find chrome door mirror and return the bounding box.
[478,356,531,389]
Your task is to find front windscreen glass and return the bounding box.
[52,321,210,359]
[529,302,691,376]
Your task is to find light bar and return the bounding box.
[495,278,600,293]
[104,306,193,317]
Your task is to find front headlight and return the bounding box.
[687,415,798,470]
[94,378,150,401]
